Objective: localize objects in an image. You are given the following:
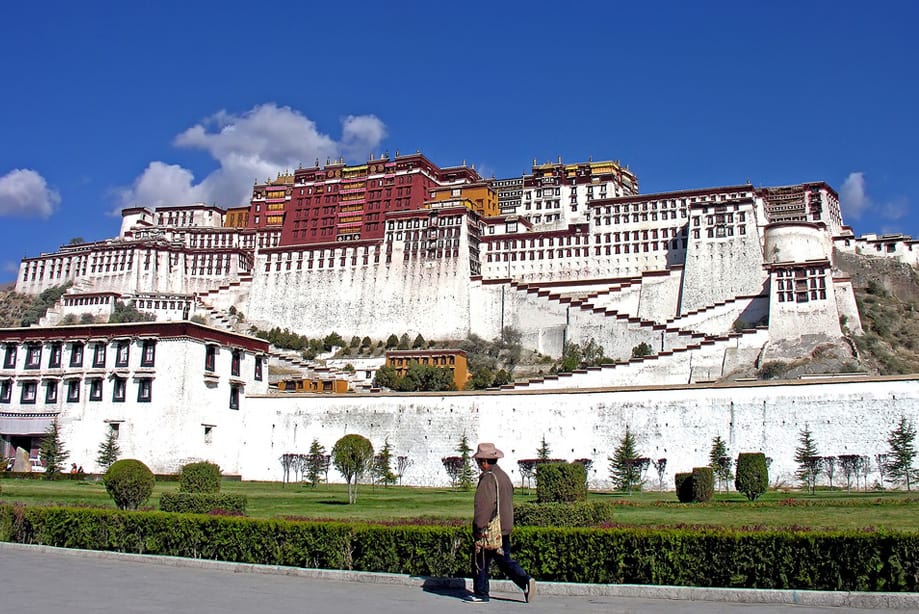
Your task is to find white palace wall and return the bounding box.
[234,376,919,490]
[246,245,474,341]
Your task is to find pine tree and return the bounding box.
[96,428,121,472]
[709,435,733,492]
[609,426,642,494]
[537,435,551,461]
[373,438,397,486]
[886,415,916,491]
[795,425,822,494]
[306,438,326,488]
[39,418,69,480]
[457,432,475,490]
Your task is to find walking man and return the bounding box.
[467,442,536,603]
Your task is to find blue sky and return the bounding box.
[1,1,917,284]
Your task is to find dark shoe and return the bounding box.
[464,593,489,603]
[524,577,536,603]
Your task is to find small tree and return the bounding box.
[652,458,667,492]
[412,334,426,349]
[886,415,917,491]
[396,455,413,486]
[96,427,121,473]
[838,454,861,493]
[735,452,769,501]
[441,456,464,488]
[306,439,327,488]
[823,455,837,490]
[331,434,374,504]
[104,459,155,510]
[372,438,397,487]
[385,334,399,349]
[39,418,68,480]
[609,426,642,494]
[536,435,551,461]
[795,425,822,494]
[709,436,733,493]
[456,432,475,490]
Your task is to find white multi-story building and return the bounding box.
[0,321,269,473]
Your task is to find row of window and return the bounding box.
[2,340,156,371]
[206,346,263,381]
[0,377,152,405]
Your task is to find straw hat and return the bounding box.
[473,442,504,460]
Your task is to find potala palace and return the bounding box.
[4,152,919,489]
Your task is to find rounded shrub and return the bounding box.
[734,452,769,501]
[179,461,221,493]
[104,459,155,510]
[675,472,694,503]
[691,466,714,502]
[536,462,587,503]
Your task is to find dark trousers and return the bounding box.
[472,534,530,597]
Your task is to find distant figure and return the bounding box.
[70,463,78,475]
[77,465,84,474]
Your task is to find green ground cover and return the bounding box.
[2,477,918,531]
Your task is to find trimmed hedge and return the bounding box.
[159,493,247,515]
[179,462,221,494]
[536,462,587,503]
[736,453,769,501]
[1,504,918,591]
[675,472,694,503]
[104,459,155,510]
[691,467,714,503]
[515,501,614,527]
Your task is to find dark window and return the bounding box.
[229,385,240,410]
[21,381,37,404]
[66,379,80,402]
[141,340,156,367]
[70,343,84,367]
[137,378,152,403]
[89,378,103,401]
[48,343,62,368]
[3,344,16,369]
[0,380,11,403]
[231,350,241,377]
[254,355,263,381]
[115,341,130,368]
[25,345,42,369]
[92,343,106,368]
[112,377,126,402]
[205,345,217,372]
[45,380,58,403]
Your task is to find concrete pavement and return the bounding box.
[1,542,916,612]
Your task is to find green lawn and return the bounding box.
[2,477,918,531]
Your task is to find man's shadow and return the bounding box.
[421,579,520,603]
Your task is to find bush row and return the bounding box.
[1,504,918,591]
[159,493,248,515]
[515,501,613,527]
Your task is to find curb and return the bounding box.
[2,542,918,609]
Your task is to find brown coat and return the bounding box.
[473,463,514,536]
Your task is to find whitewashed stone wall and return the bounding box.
[231,376,919,491]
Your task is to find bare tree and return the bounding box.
[517,459,538,491]
[859,455,872,491]
[652,458,667,492]
[441,456,464,489]
[823,456,837,490]
[838,454,860,493]
[396,455,413,486]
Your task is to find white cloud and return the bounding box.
[119,104,387,208]
[839,172,870,220]
[0,169,60,218]
[839,171,910,228]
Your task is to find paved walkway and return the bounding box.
[0,543,915,613]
